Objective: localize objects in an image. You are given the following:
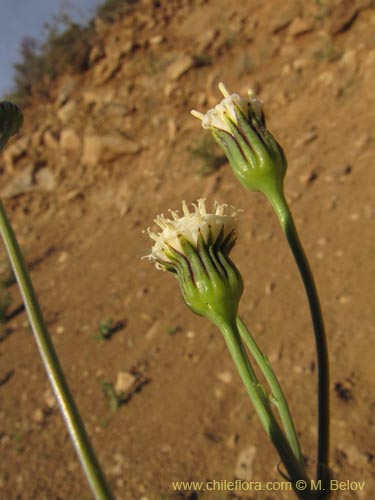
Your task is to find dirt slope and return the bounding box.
[0,1,374,499]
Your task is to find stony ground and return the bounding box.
[0,1,374,499]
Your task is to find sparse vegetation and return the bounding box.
[8,0,138,103]
[165,325,181,336]
[314,38,341,62]
[10,19,95,103]
[192,53,212,67]
[13,431,24,453]
[96,0,137,22]
[95,317,125,341]
[236,52,255,77]
[314,0,331,20]
[96,317,113,341]
[0,0,373,497]
[100,379,123,411]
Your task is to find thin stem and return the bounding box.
[218,319,314,500]
[236,316,304,465]
[265,188,330,491]
[0,199,113,500]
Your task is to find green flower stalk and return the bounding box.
[192,84,330,494]
[146,199,313,499]
[0,101,113,500]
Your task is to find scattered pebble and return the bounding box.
[287,190,302,203]
[338,295,351,305]
[196,28,218,53]
[149,35,163,45]
[234,445,257,480]
[243,300,256,312]
[317,237,328,246]
[0,165,35,199]
[140,313,152,322]
[214,387,224,399]
[265,282,276,295]
[226,433,239,449]
[327,165,352,179]
[336,420,347,428]
[167,118,177,141]
[299,170,318,186]
[136,287,148,299]
[160,444,171,454]
[345,444,368,467]
[57,100,77,124]
[114,372,137,395]
[354,134,371,151]
[281,63,292,76]
[268,350,280,363]
[330,0,359,35]
[349,213,359,221]
[295,129,318,148]
[145,321,159,340]
[43,389,56,409]
[217,371,232,384]
[292,58,309,71]
[255,232,272,241]
[166,55,195,81]
[57,252,69,264]
[288,17,314,37]
[35,167,56,191]
[1,2,372,490]
[255,323,265,333]
[309,425,317,438]
[184,352,200,363]
[32,409,44,424]
[109,453,125,476]
[317,71,334,87]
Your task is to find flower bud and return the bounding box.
[0,101,24,152]
[146,199,243,326]
[191,83,287,199]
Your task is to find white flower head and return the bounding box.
[190,82,286,195]
[191,82,263,133]
[146,198,241,270]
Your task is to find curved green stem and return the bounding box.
[265,188,330,491]
[218,318,314,500]
[0,200,113,500]
[236,316,304,465]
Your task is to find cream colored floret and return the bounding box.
[146,199,240,269]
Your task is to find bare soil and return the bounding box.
[0,1,374,499]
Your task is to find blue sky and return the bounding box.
[0,0,102,97]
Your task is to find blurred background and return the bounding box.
[0,0,104,97]
[0,1,374,499]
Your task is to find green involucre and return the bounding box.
[211,107,287,198]
[164,232,243,326]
